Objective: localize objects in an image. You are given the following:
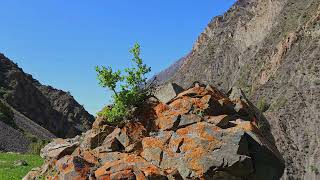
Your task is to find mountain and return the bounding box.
[0,54,94,152]
[155,0,320,179]
[152,55,188,85]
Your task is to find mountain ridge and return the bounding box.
[0,53,94,152]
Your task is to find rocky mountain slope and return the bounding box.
[155,0,320,179]
[24,83,285,180]
[152,55,188,85]
[0,100,56,152]
[0,54,94,152]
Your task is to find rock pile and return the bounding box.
[24,83,284,180]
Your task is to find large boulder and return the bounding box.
[40,136,80,160]
[79,124,115,150]
[26,83,284,180]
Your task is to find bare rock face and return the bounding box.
[26,83,284,179]
[154,83,184,104]
[0,54,94,139]
[153,0,320,179]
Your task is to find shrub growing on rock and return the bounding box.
[96,43,151,122]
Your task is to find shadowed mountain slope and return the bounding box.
[0,54,94,146]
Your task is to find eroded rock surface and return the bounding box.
[25,84,284,179]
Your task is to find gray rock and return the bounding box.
[22,167,41,180]
[80,125,115,150]
[40,136,80,160]
[206,115,231,128]
[178,114,203,128]
[154,83,184,104]
[150,122,283,179]
[14,160,28,166]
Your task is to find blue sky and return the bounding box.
[0,0,236,115]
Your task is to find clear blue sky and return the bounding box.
[0,0,236,115]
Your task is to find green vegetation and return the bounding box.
[29,140,48,155]
[0,153,43,180]
[235,75,252,97]
[256,120,269,132]
[96,43,152,122]
[25,133,50,155]
[0,101,18,129]
[195,109,205,117]
[311,165,319,175]
[269,96,288,112]
[257,98,270,113]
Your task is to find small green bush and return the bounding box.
[257,98,270,113]
[311,165,319,175]
[0,101,17,129]
[25,133,50,155]
[29,140,49,155]
[96,43,151,122]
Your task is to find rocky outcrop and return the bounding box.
[154,0,320,179]
[26,83,284,179]
[0,54,94,139]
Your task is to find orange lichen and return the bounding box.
[125,155,146,163]
[82,151,98,165]
[176,126,190,136]
[184,147,207,175]
[237,122,255,132]
[124,122,147,142]
[176,86,206,98]
[139,165,162,176]
[156,116,175,129]
[169,97,193,113]
[94,167,109,178]
[96,174,111,180]
[154,103,170,117]
[110,170,135,179]
[142,137,165,149]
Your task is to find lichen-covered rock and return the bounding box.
[79,125,115,150]
[26,83,284,180]
[40,136,80,160]
[51,155,94,179]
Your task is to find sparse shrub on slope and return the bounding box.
[96,43,152,123]
[25,133,50,155]
[257,98,270,113]
[0,101,17,129]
